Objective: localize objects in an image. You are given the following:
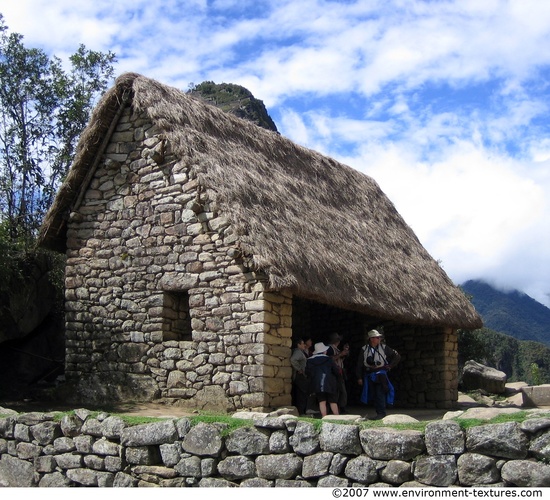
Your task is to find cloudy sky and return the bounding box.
[3,0,550,306]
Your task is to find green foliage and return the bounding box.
[0,15,116,243]
[458,328,550,384]
[530,363,542,386]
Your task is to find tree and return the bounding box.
[0,15,116,243]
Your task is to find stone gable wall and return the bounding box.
[1,409,549,487]
[63,105,292,411]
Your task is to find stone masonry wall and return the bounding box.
[1,408,550,487]
[63,105,292,411]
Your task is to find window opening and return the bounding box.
[163,291,192,341]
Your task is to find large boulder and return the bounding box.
[461,360,507,394]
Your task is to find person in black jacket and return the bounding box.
[356,329,401,420]
[306,342,341,417]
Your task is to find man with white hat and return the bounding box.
[356,329,401,420]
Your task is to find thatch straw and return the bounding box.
[38,73,482,329]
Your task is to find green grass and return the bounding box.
[455,410,550,430]
[4,408,550,434]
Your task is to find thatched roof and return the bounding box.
[38,73,482,330]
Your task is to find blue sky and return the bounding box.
[3,0,550,306]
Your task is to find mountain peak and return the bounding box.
[189,81,278,132]
[461,279,550,346]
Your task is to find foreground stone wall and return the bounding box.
[1,408,549,488]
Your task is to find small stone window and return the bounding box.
[163,291,192,341]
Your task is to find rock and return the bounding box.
[413,455,457,486]
[92,437,121,456]
[0,454,38,487]
[39,471,71,487]
[225,426,270,455]
[319,422,362,455]
[268,407,298,417]
[520,418,550,433]
[329,453,348,475]
[322,414,363,422]
[159,442,182,467]
[240,477,273,487]
[269,429,290,453]
[359,428,425,460]
[0,407,18,416]
[217,455,256,480]
[522,384,550,407]
[288,421,319,455]
[74,435,94,453]
[55,452,83,469]
[461,360,507,394]
[16,412,54,425]
[0,416,15,438]
[501,460,550,487]
[81,417,104,437]
[458,407,521,420]
[125,446,161,465]
[181,422,223,457]
[381,414,419,424]
[457,453,499,485]
[302,451,333,478]
[53,436,75,453]
[506,381,528,393]
[133,465,178,479]
[344,455,379,484]
[121,419,178,446]
[60,414,84,437]
[275,478,311,487]
[30,421,62,445]
[113,471,138,487]
[35,455,57,473]
[529,430,550,460]
[255,453,303,480]
[66,468,114,487]
[254,417,288,429]
[505,393,524,407]
[466,422,528,459]
[175,417,192,438]
[425,420,464,455]
[379,460,411,485]
[174,456,202,476]
[232,411,268,420]
[317,475,350,487]
[101,415,127,439]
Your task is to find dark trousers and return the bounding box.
[369,377,388,417]
[292,373,309,415]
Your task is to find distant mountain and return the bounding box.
[189,81,278,132]
[461,279,550,347]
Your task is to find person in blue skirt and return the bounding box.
[356,329,401,420]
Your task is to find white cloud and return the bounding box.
[2,0,550,306]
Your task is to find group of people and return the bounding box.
[290,329,401,419]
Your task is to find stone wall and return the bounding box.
[63,105,293,411]
[1,408,549,487]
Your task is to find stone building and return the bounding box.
[38,73,482,412]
